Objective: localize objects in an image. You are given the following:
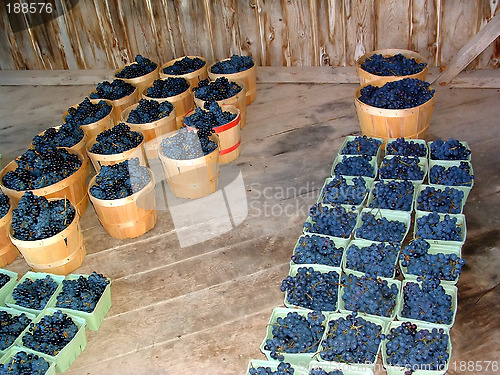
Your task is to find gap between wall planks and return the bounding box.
[0,67,500,88]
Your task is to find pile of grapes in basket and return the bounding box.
[247,135,473,374]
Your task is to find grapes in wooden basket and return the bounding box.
[90,79,135,100]
[163,56,205,75]
[64,97,112,125]
[0,193,10,219]
[210,54,254,74]
[126,99,174,124]
[160,127,217,160]
[361,53,426,76]
[115,55,157,79]
[193,77,242,101]
[90,123,143,155]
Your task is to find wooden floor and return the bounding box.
[0,79,499,375]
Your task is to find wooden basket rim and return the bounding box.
[356,48,428,68]
[207,58,256,76]
[142,77,191,101]
[159,55,207,75]
[86,131,145,159]
[89,85,138,107]
[184,104,240,133]
[193,78,247,104]
[158,132,220,166]
[113,63,159,84]
[62,98,115,125]
[120,101,177,128]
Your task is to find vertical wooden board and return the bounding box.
[204,0,241,61]
[314,0,346,66]
[258,0,287,66]
[473,0,500,68]
[345,0,376,65]
[281,0,314,66]
[154,0,186,62]
[234,0,262,64]
[410,0,438,66]
[0,9,18,69]
[438,0,479,67]
[374,0,411,50]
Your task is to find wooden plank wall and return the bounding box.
[0,0,498,70]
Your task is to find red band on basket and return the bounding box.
[214,116,240,133]
[220,139,241,156]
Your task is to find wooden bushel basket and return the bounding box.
[354,80,435,141]
[208,60,257,105]
[121,103,177,160]
[185,105,241,164]
[9,201,86,275]
[62,99,115,144]
[158,133,220,199]
[160,56,208,88]
[143,78,194,130]
[90,86,140,123]
[355,49,428,86]
[194,79,247,129]
[114,63,160,95]
[33,125,89,164]
[0,152,89,215]
[88,171,157,239]
[86,133,147,173]
[0,205,19,267]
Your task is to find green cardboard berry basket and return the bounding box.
[260,306,328,367]
[317,176,374,211]
[0,307,36,357]
[0,269,18,307]
[341,239,400,279]
[331,154,378,180]
[413,211,466,247]
[15,307,87,373]
[399,242,463,285]
[53,273,112,331]
[5,272,64,316]
[338,270,402,324]
[428,140,471,162]
[385,138,428,159]
[284,265,342,312]
[246,359,307,375]
[303,203,358,240]
[307,360,375,375]
[378,155,428,186]
[315,312,388,369]
[414,184,469,214]
[428,160,474,200]
[0,345,57,375]
[396,280,458,329]
[337,135,384,164]
[381,321,452,375]
[291,233,350,268]
[365,179,417,213]
[354,208,411,245]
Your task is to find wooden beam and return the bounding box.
[433,12,500,86]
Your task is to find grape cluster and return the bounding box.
[193,77,242,101]
[12,192,75,241]
[320,176,368,206]
[308,369,343,375]
[361,53,426,76]
[369,180,414,211]
[163,56,206,75]
[263,310,326,361]
[378,156,424,180]
[249,362,295,375]
[429,162,473,186]
[340,136,381,156]
[0,272,10,288]
[401,278,453,325]
[126,99,174,124]
[319,312,384,364]
[0,311,32,350]
[386,138,427,157]
[210,54,254,74]
[115,55,157,79]
[32,123,84,148]
[400,239,466,281]
[22,310,79,356]
[346,242,400,277]
[11,275,58,310]
[90,79,135,101]
[146,77,189,98]
[56,272,110,313]
[430,139,470,160]
[160,127,217,160]
[333,156,375,177]
[64,97,112,125]
[358,79,434,109]
[303,203,357,238]
[341,273,399,317]
[416,186,464,214]
[415,212,462,241]
[2,145,81,191]
[355,212,407,243]
[90,158,151,200]
[384,322,449,371]
[281,267,339,311]
[184,101,237,131]
[0,350,51,375]
[291,234,344,267]
[90,123,143,155]
[0,193,10,219]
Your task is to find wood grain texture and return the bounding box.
[0,0,499,70]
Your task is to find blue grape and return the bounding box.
[378,156,424,180]
[416,186,464,214]
[90,79,135,100]
[386,138,427,157]
[340,136,381,156]
[0,350,50,375]
[309,369,343,375]
[361,53,426,76]
[160,127,217,160]
[126,99,174,124]
[193,77,242,101]
[210,55,254,74]
[146,77,190,98]
[32,123,84,148]
[90,123,143,155]
[320,176,368,206]
[333,156,375,177]
[369,180,414,211]
[430,139,470,160]
[0,311,32,350]
[359,79,434,109]
[56,272,110,313]
[184,101,237,131]
[115,55,157,79]
[415,212,463,241]
[11,275,59,310]
[163,57,206,75]
[346,242,400,277]
[64,97,112,125]
[429,162,473,186]
[303,203,357,238]
[0,193,10,219]
[355,212,407,243]
[292,234,345,267]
